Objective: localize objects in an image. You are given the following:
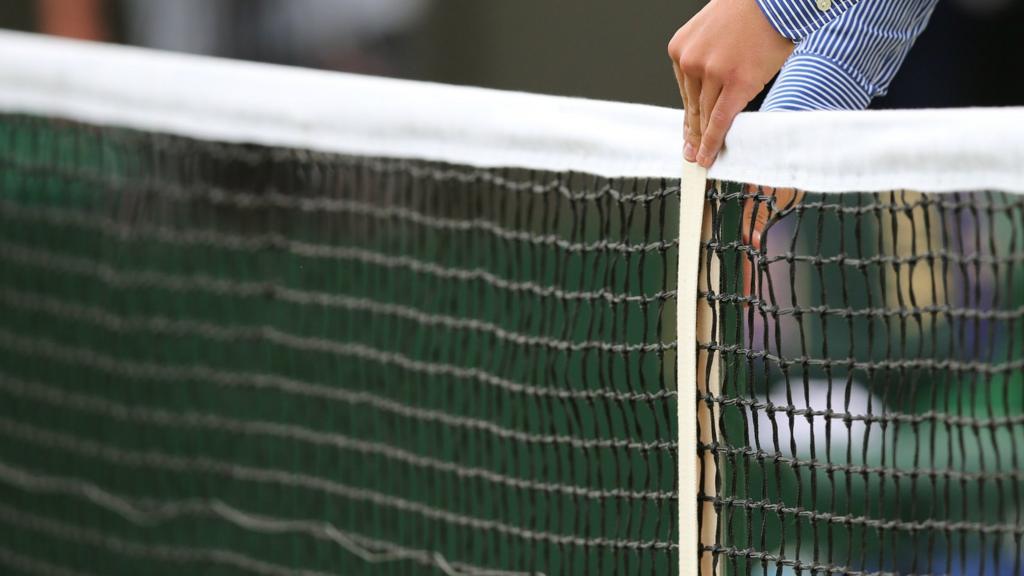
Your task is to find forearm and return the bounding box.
[763,0,939,110]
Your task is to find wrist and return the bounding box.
[761,52,874,111]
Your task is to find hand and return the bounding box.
[741,185,804,297]
[668,0,794,168]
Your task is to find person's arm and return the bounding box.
[667,0,795,169]
[741,0,938,296]
[762,0,940,111]
[667,0,872,168]
[755,0,860,42]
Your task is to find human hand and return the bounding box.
[741,185,804,297]
[668,0,794,168]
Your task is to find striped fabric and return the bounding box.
[758,0,939,111]
[756,0,860,41]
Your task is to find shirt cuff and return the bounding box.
[755,0,858,41]
[761,53,873,111]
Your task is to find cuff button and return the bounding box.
[816,0,832,11]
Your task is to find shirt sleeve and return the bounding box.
[755,0,860,42]
[762,0,939,111]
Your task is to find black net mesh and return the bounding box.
[2,111,1023,576]
[0,114,681,576]
[699,181,1024,575]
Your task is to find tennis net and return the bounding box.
[0,30,1023,576]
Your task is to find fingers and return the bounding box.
[699,78,722,140]
[740,185,804,298]
[672,61,688,111]
[773,187,806,212]
[697,87,745,168]
[672,61,695,162]
[742,185,772,299]
[740,184,764,298]
[667,0,795,169]
[742,185,802,247]
[680,73,722,166]
[683,75,702,163]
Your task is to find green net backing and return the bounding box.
[0,114,681,576]
[2,111,1024,576]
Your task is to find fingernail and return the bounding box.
[684,142,696,162]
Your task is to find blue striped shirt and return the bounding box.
[756,0,939,111]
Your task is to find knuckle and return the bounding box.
[703,61,726,81]
[667,32,684,59]
[701,128,722,147]
[667,27,691,61]
[709,108,732,126]
[663,22,696,56]
[677,56,704,77]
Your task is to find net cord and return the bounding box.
[0,31,1023,192]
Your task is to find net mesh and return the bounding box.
[1,108,1023,576]
[698,181,1024,575]
[0,114,681,576]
